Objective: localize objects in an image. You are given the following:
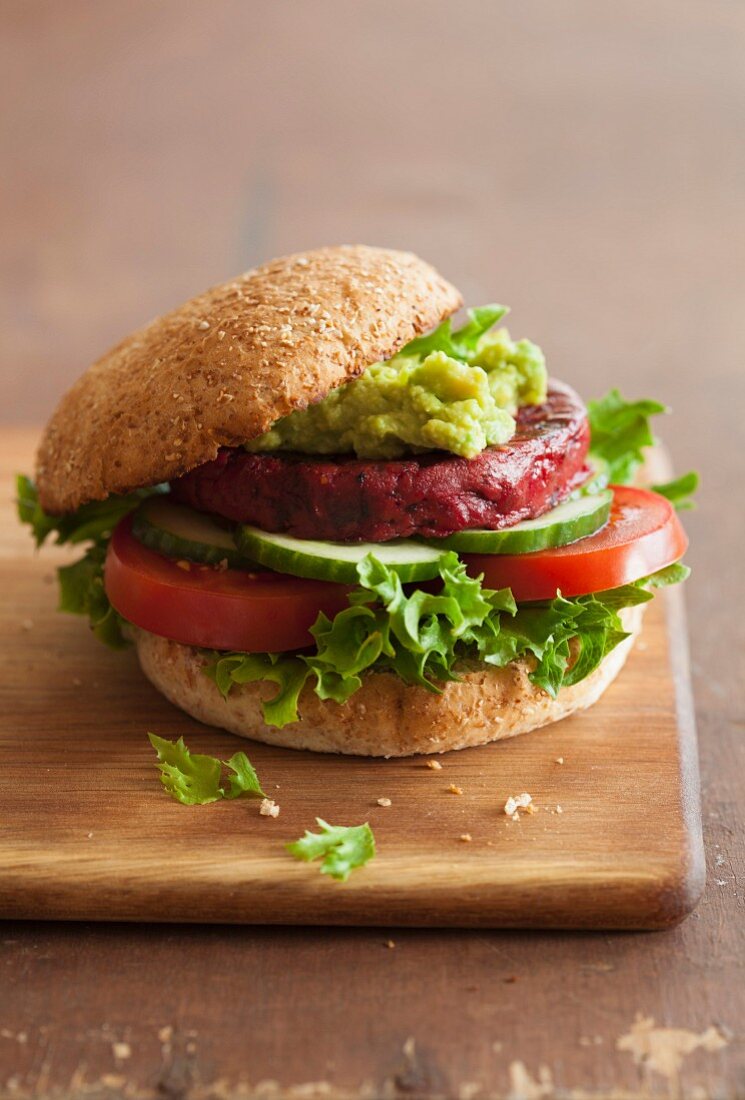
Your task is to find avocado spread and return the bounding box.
[248,307,548,461]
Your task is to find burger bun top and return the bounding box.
[36,245,462,513]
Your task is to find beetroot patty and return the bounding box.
[171,381,590,542]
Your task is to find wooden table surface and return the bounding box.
[1,2,743,1097]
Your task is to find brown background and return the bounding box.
[1,1,743,1097]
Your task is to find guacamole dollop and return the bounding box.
[248,307,548,461]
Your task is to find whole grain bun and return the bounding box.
[132,606,644,757]
[36,246,462,514]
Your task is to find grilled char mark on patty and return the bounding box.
[170,382,590,542]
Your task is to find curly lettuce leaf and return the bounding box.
[307,603,393,703]
[16,474,60,547]
[16,476,164,648]
[148,733,224,805]
[588,390,699,510]
[57,545,128,648]
[587,390,666,484]
[16,474,163,547]
[451,306,510,355]
[638,562,691,589]
[224,752,266,800]
[148,733,265,805]
[585,391,695,510]
[207,553,688,724]
[287,819,376,881]
[204,651,311,728]
[651,471,699,511]
[399,304,508,361]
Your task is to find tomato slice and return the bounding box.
[105,517,350,652]
[462,486,688,601]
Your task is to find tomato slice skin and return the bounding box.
[462,486,688,601]
[104,517,350,652]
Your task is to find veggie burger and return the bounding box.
[20,246,694,756]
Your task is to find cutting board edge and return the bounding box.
[0,870,704,930]
[662,583,706,922]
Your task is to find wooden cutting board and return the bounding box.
[0,430,704,929]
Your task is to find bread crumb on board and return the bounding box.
[448,783,464,795]
[376,797,392,807]
[503,792,534,820]
[426,760,443,770]
[259,798,280,818]
[459,833,473,843]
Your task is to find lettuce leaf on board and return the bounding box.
[147,733,265,805]
[287,819,376,881]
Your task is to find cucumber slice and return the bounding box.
[235,525,447,584]
[433,490,613,554]
[132,498,246,567]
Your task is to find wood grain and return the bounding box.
[1,1,743,1096]
[0,431,704,931]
